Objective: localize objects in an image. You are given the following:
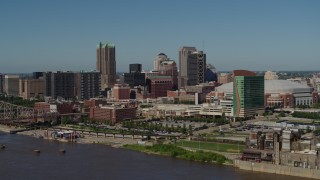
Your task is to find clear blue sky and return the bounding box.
[0,0,319,73]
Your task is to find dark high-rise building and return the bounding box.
[76,71,101,100]
[53,72,75,100]
[129,64,142,73]
[233,70,264,118]
[96,42,116,90]
[124,64,145,87]
[44,71,101,100]
[43,72,53,97]
[178,47,206,88]
[124,73,145,87]
[33,72,44,79]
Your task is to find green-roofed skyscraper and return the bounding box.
[96,42,116,90]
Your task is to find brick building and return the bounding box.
[34,102,51,112]
[89,106,136,124]
[113,83,130,100]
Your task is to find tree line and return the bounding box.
[292,111,320,120]
[174,115,228,125]
[122,121,193,135]
[0,94,39,107]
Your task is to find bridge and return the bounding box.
[0,101,57,125]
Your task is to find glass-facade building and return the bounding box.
[233,71,264,118]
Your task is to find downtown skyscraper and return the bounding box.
[233,70,264,118]
[96,42,116,90]
[178,47,206,88]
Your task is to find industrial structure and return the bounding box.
[0,101,57,124]
[242,128,320,170]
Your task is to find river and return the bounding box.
[0,131,310,180]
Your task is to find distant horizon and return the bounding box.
[2,70,320,76]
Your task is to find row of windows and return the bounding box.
[154,81,171,84]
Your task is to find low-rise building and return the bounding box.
[89,106,136,124]
[34,102,51,112]
[113,83,130,100]
[137,76,173,99]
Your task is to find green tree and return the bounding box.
[61,116,72,125]
[279,111,286,117]
[306,126,312,133]
[182,124,187,134]
[165,124,169,132]
[188,124,193,136]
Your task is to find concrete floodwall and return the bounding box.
[234,160,320,179]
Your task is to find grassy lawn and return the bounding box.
[176,140,244,153]
[123,144,227,164]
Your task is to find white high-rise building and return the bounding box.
[153,53,168,71]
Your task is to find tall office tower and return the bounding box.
[153,53,168,71]
[129,63,142,73]
[76,71,101,100]
[4,75,20,96]
[178,47,206,88]
[233,70,265,118]
[159,59,178,90]
[96,42,116,90]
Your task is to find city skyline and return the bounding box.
[0,0,320,73]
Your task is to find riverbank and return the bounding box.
[123,144,228,165]
[0,125,139,148]
[17,128,139,148]
[0,124,27,133]
[0,125,236,162]
[1,124,232,164]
